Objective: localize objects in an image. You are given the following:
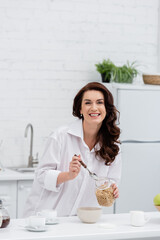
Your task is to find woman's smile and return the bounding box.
[89,113,101,118]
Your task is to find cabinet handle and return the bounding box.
[19,185,31,192]
[19,185,24,190]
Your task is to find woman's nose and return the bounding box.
[91,103,98,110]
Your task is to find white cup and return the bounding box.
[130,211,150,227]
[37,209,57,222]
[26,215,45,228]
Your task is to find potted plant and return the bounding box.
[113,61,139,83]
[95,59,116,83]
[95,59,139,83]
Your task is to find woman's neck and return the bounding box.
[82,121,101,150]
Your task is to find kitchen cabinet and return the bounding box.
[17,180,33,218]
[0,181,17,218]
[104,83,160,213]
[0,179,33,218]
[0,169,34,218]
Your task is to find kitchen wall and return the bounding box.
[0,0,159,167]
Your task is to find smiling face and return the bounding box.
[80,90,106,127]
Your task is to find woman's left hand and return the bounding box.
[111,183,119,199]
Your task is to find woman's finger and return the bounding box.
[114,192,119,198]
[72,167,79,172]
[73,154,81,161]
[71,160,81,166]
[72,156,81,166]
[70,162,81,172]
[70,163,81,171]
[111,183,116,189]
[111,183,119,198]
[113,188,119,198]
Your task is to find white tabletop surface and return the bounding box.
[1,212,160,240]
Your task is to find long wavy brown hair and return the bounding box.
[73,82,120,165]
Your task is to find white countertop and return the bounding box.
[1,212,160,240]
[0,169,34,181]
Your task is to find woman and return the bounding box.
[23,82,121,217]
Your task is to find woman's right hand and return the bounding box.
[68,155,81,180]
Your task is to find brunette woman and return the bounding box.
[24,82,121,217]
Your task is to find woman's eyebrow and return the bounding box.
[84,98,104,101]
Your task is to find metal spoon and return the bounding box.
[80,160,100,181]
[74,154,99,181]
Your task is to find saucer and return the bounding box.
[25,225,47,232]
[45,218,59,225]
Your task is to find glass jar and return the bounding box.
[0,199,10,228]
[95,178,115,207]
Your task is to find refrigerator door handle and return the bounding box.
[121,140,160,143]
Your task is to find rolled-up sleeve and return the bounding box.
[35,135,62,192]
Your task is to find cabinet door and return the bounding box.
[0,181,17,218]
[17,180,33,218]
[116,143,160,213]
[118,89,160,141]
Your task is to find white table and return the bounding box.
[1,212,160,240]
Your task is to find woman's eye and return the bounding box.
[97,101,104,104]
[85,102,91,105]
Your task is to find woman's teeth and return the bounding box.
[89,114,100,116]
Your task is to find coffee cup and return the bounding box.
[37,209,57,223]
[26,215,45,228]
[130,211,150,227]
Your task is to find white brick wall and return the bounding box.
[0,0,159,167]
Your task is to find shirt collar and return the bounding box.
[67,118,83,139]
[67,119,100,152]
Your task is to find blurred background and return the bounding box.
[0,0,160,167]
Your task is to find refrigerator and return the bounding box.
[104,83,160,213]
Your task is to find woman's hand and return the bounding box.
[111,183,119,199]
[68,155,81,180]
[57,155,81,185]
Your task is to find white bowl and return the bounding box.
[77,207,102,223]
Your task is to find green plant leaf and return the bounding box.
[95,59,140,83]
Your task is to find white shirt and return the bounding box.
[23,119,121,217]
